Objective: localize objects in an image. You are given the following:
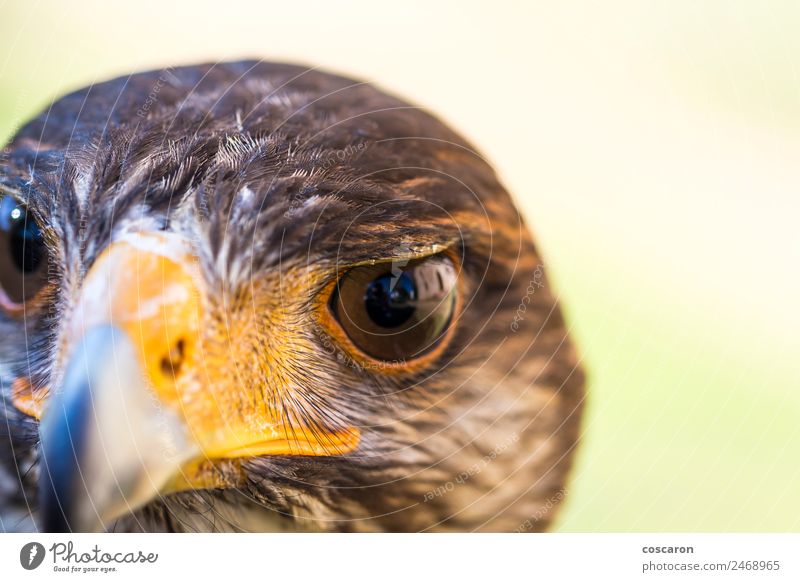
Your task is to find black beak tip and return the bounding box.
[38,394,89,533]
[37,327,103,532]
[36,325,165,533]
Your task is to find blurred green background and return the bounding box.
[1,0,798,531]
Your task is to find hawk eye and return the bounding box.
[331,255,457,362]
[0,195,49,307]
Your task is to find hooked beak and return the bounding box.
[38,324,196,532]
[27,232,359,532]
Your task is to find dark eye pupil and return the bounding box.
[0,194,49,305]
[364,272,417,328]
[10,212,44,273]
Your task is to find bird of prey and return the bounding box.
[0,61,584,532]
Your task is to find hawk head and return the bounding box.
[0,61,584,532]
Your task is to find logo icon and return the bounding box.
[20,542,46,570]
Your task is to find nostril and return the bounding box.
[160,338,186,379]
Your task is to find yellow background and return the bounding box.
[1,0,798,531]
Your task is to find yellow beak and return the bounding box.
[24,232,359,532]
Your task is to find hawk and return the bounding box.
[0,61,584,532]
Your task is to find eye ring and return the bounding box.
[316,251,461,372]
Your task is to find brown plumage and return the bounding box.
[0,61,584,532]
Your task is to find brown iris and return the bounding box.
[0,195,49,308]
[330,255,457,361]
